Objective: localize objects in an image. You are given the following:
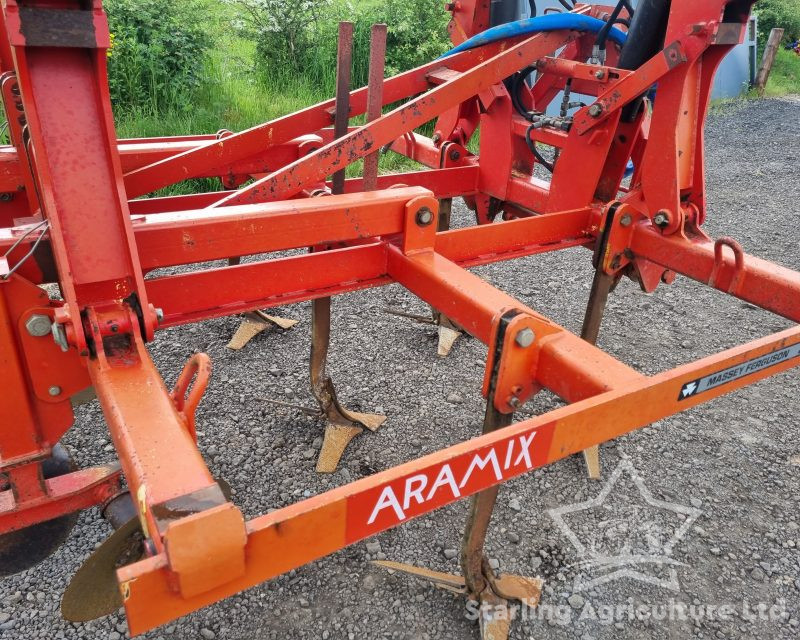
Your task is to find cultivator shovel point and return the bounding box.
[311,297,386,473]
[226,310,298,351]
[374,560,543,640]
[383,306,464,357]
[2,1,798,639]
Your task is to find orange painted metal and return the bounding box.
[118,324,800,634]
[1,1,797,636]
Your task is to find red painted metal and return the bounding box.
[1,0,795,636]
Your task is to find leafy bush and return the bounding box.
[755,0,800,43]
[106,0,211,113]
[229,0,451,90]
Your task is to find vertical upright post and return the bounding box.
[331,22,353,196]
[755,27,784,95]
[362,24,387,192]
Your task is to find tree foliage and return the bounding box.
[755,0,800,43]
[229,0,451,89]
[106,0,211,112]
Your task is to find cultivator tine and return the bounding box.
[577,204,623,478]
[305,22,385,473]
[61,516,143,622]
[311,298,385,472]
[383,198,463,356]
[375,399,541,639]
[437,313,462,357]
[226,310,298,351]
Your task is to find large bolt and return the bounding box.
[449,149,461,161]
[594,69,606,80]
[619,213,633,227]
[25,314,51,337]
[588,103,604,118]
[515,327,535,348]
[653,209,671,227]
[48,385,61,397]
[155,307,164,323]
[415,207,434,227]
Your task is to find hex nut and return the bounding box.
[25,314,51,337]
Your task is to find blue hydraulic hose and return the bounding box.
[441,14,627,58]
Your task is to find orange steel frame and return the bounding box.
[0,0,797,635]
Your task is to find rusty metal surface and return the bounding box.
[61,516,143,622]
[331,22,353,196]
[362,24,387,192]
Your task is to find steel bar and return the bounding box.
[630,226,800,322]
[362,24,387,192]
[122,40,516,198]
[331,22,353,196]
[118,324,800,634]
[209,31,575,207]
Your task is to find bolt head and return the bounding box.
[48,385,61,397]
[25,314,52,337]
[415,207,434,227]
[514,327,535,348]
[449,149,461,161]
[508,396,520,409]
[595,69,605,80]
[653,210,671,227]
[588,104,603,118]
[619,213,633,227]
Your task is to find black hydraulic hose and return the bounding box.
[596,0,627,52]
[529,0,537,18]
[511,65,537,121]
[490,0,518,26]
[617,0,672,121]
[525,124,554,173]
[618,0,671,71]
[557,0,574,11]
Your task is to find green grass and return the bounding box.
[759,46,800,97]
[114,1,432,197]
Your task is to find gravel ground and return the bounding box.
[2,96,799,640]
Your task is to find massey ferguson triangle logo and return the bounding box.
[680,381,698,398]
